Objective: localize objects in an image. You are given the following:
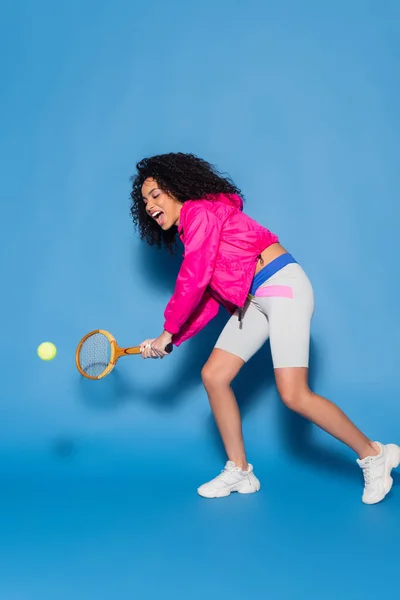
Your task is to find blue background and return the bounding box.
[1,1,399,598]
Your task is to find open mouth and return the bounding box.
[151,210,165,225]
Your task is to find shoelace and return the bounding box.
[217,466,252,485]
[361,458,374,486]
[216,467,236,483]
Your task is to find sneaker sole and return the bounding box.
[363,444,400,505]
[197,478,261,499]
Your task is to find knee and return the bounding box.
[278,385,311,414]
[201,362,232,391]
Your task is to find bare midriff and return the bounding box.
[255,243,288,275]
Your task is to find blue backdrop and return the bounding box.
[1,1,399,599]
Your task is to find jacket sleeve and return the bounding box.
[163,203,222,337]
[172,289,220,346]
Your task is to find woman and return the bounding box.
[130,152,399,504]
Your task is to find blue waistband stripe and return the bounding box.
[249,253,297,296]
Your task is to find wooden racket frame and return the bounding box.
[75,329,141,381]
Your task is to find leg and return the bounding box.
[274,367,378,459]
[259,264,378,458]
[198,304,268,498]
[260,263,400,504]
[201,349,247,468]
[203,301,270,470]
[274,367,400,504]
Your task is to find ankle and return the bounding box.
[230,459,249,471]
[359,441,380,460]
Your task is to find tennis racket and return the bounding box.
[75,329,173,380]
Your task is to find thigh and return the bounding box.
[254,264,314,369]
[214,300,270,363]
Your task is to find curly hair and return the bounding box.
[130,152,243,253]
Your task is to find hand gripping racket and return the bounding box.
[75,329,173,380]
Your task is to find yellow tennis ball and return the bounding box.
[37,342,57,361]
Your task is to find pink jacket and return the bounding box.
[164,194,279,346]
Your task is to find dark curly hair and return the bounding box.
[130,152,243,253]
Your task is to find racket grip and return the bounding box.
[165,343,173,353]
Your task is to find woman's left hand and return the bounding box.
[140,331,173,359]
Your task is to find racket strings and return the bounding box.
[78,332,111,377]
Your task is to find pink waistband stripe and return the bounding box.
[254,285,294,299]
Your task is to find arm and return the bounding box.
[163,203,223,336]
[172,289,220,346]
[140,289,220,358]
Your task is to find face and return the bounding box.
[141,178,182,230]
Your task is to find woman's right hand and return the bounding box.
[140,339,158,359]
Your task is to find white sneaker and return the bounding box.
[357,442,400,504]
[197,461,261,498]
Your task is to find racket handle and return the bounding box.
[165,343,173,353]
